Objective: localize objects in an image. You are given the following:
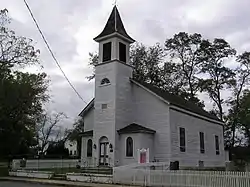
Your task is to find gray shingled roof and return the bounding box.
[117,123,156,134]
[78,98,94,117]
[93,6,135,42]
[79,130,93,137]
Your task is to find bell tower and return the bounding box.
[92,6,135,167]
[94,5,135,64]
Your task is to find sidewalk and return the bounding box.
[0,177,131,187]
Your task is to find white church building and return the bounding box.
[79,6,225,169]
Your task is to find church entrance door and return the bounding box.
[99,136,109,166]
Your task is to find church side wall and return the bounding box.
[83,108,94,132]
[131,83,171,162]
[169,109,225,168]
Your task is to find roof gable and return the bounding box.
[79,130,93,137]
[78,98,94,117]
[117,123,156,134]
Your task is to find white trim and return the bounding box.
[94,32,135,43]
[95,59,133,68]
[99,83,111,87]
[131,79,224,126]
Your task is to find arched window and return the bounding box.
[100,78,110,85]
[87,139,92,157]
[126,137,133,157]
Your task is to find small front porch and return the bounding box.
[80,130,114,168]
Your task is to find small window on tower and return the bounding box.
[102,104,108,109]
[101,78,110,85]
[103,42,112,62]
[119,42,126,63]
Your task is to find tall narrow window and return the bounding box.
[119,42,126,63]
[200,132,205,153]
[126,137,133,157]
[179,127,186,152]
[215,135,220,155]
[87,139,93,157]
[103,42,111,62]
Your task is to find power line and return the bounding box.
[23,0,87,104]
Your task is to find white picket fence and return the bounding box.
[113,168,250,187]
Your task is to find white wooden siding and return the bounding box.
[94,60,133,166]
[114,62,134,166]
[119,133,154,165]
[83,108,94,132]
[81,136,93,167]
[169,109,225,168]
[131,84,171,162]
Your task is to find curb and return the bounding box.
[0,177,93,187]
[0,177,130,187]
[0,178,71,187]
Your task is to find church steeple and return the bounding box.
[94,6,135,43]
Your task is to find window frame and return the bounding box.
[119,42,126,63]
[103,42,112,62]
[215,135,220,155]
[179,127,186,152]
[100,78,111,86]
[87,139,93,157]
[101,104,108,109]
[126,137,133,157]
[199,132,205,154]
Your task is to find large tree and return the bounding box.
[227,52,250,146]
[230,90,250,146]
[199,38,236,121]
[36,112,67,155]
[67,117,84,158]
[165,32,203,103]
[0,9,49,158]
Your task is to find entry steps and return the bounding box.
[51,173,66,180]
[81,167,113,175]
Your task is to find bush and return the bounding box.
[0,167,8,176]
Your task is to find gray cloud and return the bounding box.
[2,0,250,127]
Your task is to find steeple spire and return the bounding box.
[94,6,135,43]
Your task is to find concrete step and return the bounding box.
[81,167,112,175]
[52,174,66,180]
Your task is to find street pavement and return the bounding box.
[0,177,130,187]
[0,181,57,187]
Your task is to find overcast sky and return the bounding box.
[2,0,250,128]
